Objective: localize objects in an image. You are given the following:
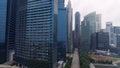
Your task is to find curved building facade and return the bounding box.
[81,12,96,50]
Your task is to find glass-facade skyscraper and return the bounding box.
[75,12,80,48]
[96,14,101,32]
[0,0,7,63]
[6,0,18,61]
[66,0,73,53]
[106,22,116,46]
[15,0,58,68]
[58,0,67,61]
[81,12,96,50]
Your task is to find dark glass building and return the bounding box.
[0,0,7,63]
[6,0,18,61]
[113,27,120,47]
[91,31,109,51]
[113,27,120,34]
[15,0,58,68]
[75,12,80,48]
[57,0,67,61]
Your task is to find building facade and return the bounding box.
[91,31,109,51]
[96,14,101,32]
[75,12,81,48]
[106,22,116,47]
[113,27,120,47]
[81,12,96,50]
[0,0,7,63]
[113,27,120,34]
[66,0,73,53]
[57,0,67,61]
[116,35,120,47]
[15,0,58,68]
[6,0,18,61]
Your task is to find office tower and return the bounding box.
[106,22,116,46]
[66,0,73,53]
[100,29,106,32]
[96,14,101,32]
[75,12,81,48]
[6,0,18,61]
[113,27,120,34]
[116,35,120,47]
[57,0,67,61]
[15,0,58,68]
[91,31,109,51]
[0,0,7,63]
[81,12,96,50]
[113,27,120,47]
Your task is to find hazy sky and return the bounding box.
[66,0,120,29]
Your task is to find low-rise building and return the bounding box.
[90,63,119,68]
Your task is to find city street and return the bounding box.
[71,48,80,68]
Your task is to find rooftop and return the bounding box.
[94,64,119,68]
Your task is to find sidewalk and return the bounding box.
[71,48,80,68]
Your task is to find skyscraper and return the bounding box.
[75,12,81,48]
[66,0,73,53]
[96,14,101,32]
[0,0,7,63]
[106,22,116,47]
[81,12,96,50]
[57,0,67,61]
[91,31,109,51]
[15,0,58,68]
[6,0,18,61]
[113,26,120,34]
[113,27,120,47]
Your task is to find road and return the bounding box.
[71,48,80,68]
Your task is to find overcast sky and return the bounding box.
[65,0,120,29]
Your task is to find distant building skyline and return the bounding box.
[65,0,120,29]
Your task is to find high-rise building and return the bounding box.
[6,0,18,61]
[81,12,96,50]
[116,35,120,47]
[113,27,120,34]
[15,0,58,68]
[113,27,120,47]
[0,0,7,63]
[57,0,67,61]
[106,22,116,46]
[66,0,73,53]
[75,12,81,48]
[91,31,109,51]
[96,14,101,32]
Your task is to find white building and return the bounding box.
[106,22,117,47]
